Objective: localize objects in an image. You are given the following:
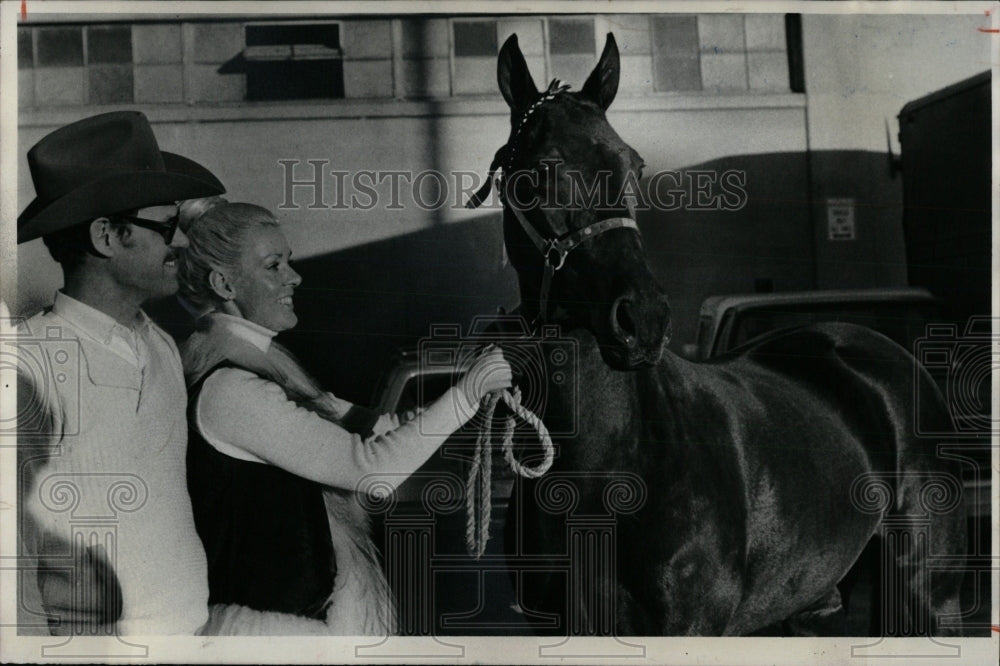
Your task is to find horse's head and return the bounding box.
[487,33,671,370]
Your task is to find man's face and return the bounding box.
[109,204,189,302]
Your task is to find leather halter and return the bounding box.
[467,80,642,329]
[507,203,639,328]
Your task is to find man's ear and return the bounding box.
[88,218,116,258]
[208,269,235,302]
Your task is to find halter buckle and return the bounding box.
[545,243,568,271]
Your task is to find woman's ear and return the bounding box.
[88,218,115,258]
[208,268,236,302]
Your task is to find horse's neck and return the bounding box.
[542,332,689,470]
[542,329,678,438]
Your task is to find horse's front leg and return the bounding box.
[656,563,742,636]
[783,587,848,636]
[613,535,743,636]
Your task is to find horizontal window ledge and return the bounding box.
[243,45,343,60]
[19,92,806,128]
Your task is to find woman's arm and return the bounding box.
[195,368,479,491]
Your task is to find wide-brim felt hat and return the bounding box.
[18,111,226,243]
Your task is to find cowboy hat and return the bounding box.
[18,111,225,243]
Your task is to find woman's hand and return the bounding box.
[457,345,513,404]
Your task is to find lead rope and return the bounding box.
[465,387,554,558]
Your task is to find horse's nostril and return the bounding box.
[611,296,638,344]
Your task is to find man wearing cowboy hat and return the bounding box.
[16,111,225,635]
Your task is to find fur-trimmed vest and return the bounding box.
[185,364,396,635]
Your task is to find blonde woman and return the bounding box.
[177,201,510,635]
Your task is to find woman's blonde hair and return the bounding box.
[178,201,279,310]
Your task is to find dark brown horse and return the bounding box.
[484,33,966,636]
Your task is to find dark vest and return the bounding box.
[186,366,334,619]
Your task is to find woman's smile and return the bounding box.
[230,224,302,332]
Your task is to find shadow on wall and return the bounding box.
[639,149,905,349]
[270,212,516,405]
[147,149,905,404]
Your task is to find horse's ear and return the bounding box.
[498,34,538,112]
[581,33,620,110]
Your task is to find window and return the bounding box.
[547,18,596,85]
[86,26,133,104]
[651,16,702,92]
[36,27,83,66]
[17,27,33,70]
[243,22,344,101]
[399,19,450,98]
[548,18,595,55]
[20,24,134,106]
[452,20,499,95]
[453,21,497,57]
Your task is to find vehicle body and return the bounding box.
[690,286,940,361]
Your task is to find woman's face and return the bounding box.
[230,224,302,332]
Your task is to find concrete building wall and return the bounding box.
[12,13,803,322]
[10,12,991,367]
[801,14,990,291]
[803,14,988,153]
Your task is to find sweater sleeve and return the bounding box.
[195,368,478,491]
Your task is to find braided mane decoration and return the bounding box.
[466,79,571,210]
[465,387,555,559]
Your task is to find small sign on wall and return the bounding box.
[827,198,856,241]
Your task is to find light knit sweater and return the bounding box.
[191,314,477,493]
[195,370,473,491]
[17,292,208,635]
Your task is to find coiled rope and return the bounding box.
[465,387,554,558]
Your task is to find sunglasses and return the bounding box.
[118,213,180,244]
